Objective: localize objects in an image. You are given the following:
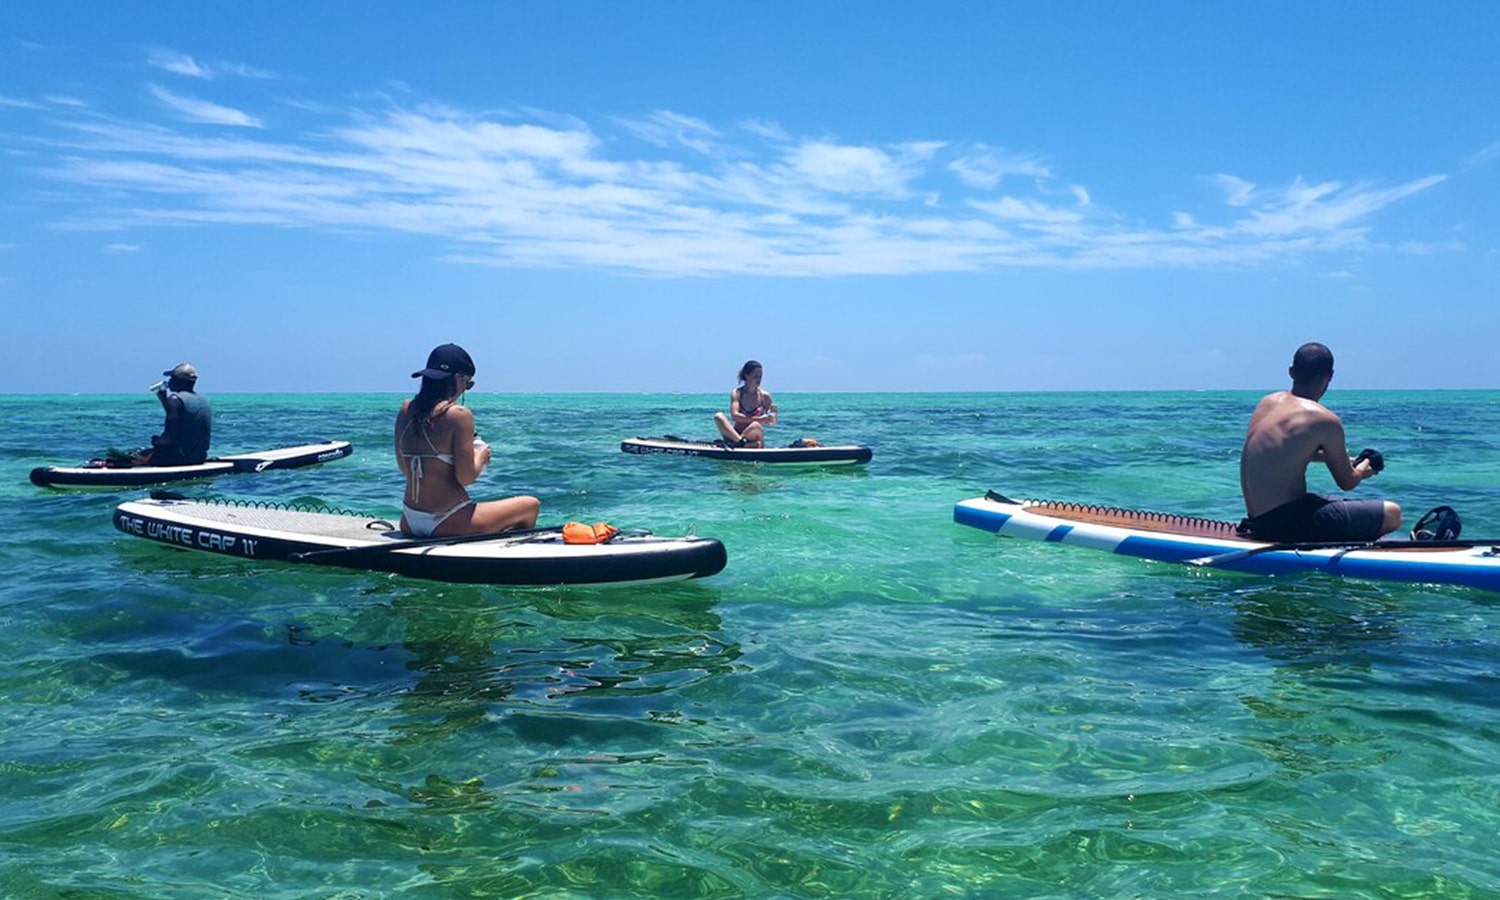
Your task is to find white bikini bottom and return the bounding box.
[401,500,475,537]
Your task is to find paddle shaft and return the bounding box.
[289,525,562,561]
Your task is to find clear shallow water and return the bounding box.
[2,390,1499,898]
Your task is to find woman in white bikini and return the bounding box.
[394,343,539,538]
[712,359,777,448]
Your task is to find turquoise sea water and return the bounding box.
[3,390,1500,898]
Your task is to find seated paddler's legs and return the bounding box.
[1381,501,1403,536]
[449,495,541,535]
[713,412,742,443]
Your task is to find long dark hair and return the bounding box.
[409,375,461,430]
[737,360,762,384]
[408,343,475,429]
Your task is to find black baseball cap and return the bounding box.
[411,343,476,379]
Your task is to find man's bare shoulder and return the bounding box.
[1251,391,1299,423]
[1247,392,1341,444]
[1259,391,1335,418]
[1251,391,1287,415]
[1290,394,1337,425]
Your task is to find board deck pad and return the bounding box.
[1013,499,1244,539]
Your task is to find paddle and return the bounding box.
[1187,537,1500,568]
[288,525,563,562]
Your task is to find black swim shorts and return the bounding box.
[1241,494,1388,543]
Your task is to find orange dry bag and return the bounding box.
[562,522,620,544]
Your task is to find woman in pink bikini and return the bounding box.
[394,344,539,538]
[712,359,778,448]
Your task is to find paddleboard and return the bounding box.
[954,490,1500,593]
[30,441,354,489]
[622,435,872,466]
[113,495,727,586]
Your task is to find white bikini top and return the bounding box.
[399,422,455,503]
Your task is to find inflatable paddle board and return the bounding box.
[622,435,872,466]
[113,495,727,587]
[31,441,354,488]
[955,490,1500,593]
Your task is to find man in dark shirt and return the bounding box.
[141,362,213,466]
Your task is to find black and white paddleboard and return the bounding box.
[113,495,727,587]
[30,441,354,489]
[621,435,872,466]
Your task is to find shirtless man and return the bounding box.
[1238,342,1401,542]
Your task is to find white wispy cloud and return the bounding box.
[0,95,42,109]
[1235,176,1446,237]
[45,96,87,108]
[783,140,939,196]
[948,145,1051,189]
[1214,174,1256,207]
[1469,140,1500,167]
[104,242,142,253]
[148,85,262,127]
[741,119,790,143]
[967,195,1084,224]
[148,49,276,80]
[149,50,210,78]
[13,86,1450,277]
[217,61,276,80]
[615,110,723,157]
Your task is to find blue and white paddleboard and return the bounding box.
[955,490,1500,593]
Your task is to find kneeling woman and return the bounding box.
[395,344,540,537]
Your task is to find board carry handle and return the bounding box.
[1187,538,1500,568]
[288,525,565,561]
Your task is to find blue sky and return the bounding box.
[2,2,1496,393]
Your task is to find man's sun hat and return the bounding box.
[412,343,476,379]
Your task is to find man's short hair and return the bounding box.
[1290,342,1334,382]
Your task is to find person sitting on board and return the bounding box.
[395,343,539,538]
[1238,342,1401,542]
[712,359,777,449]
[123,362,212,467]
